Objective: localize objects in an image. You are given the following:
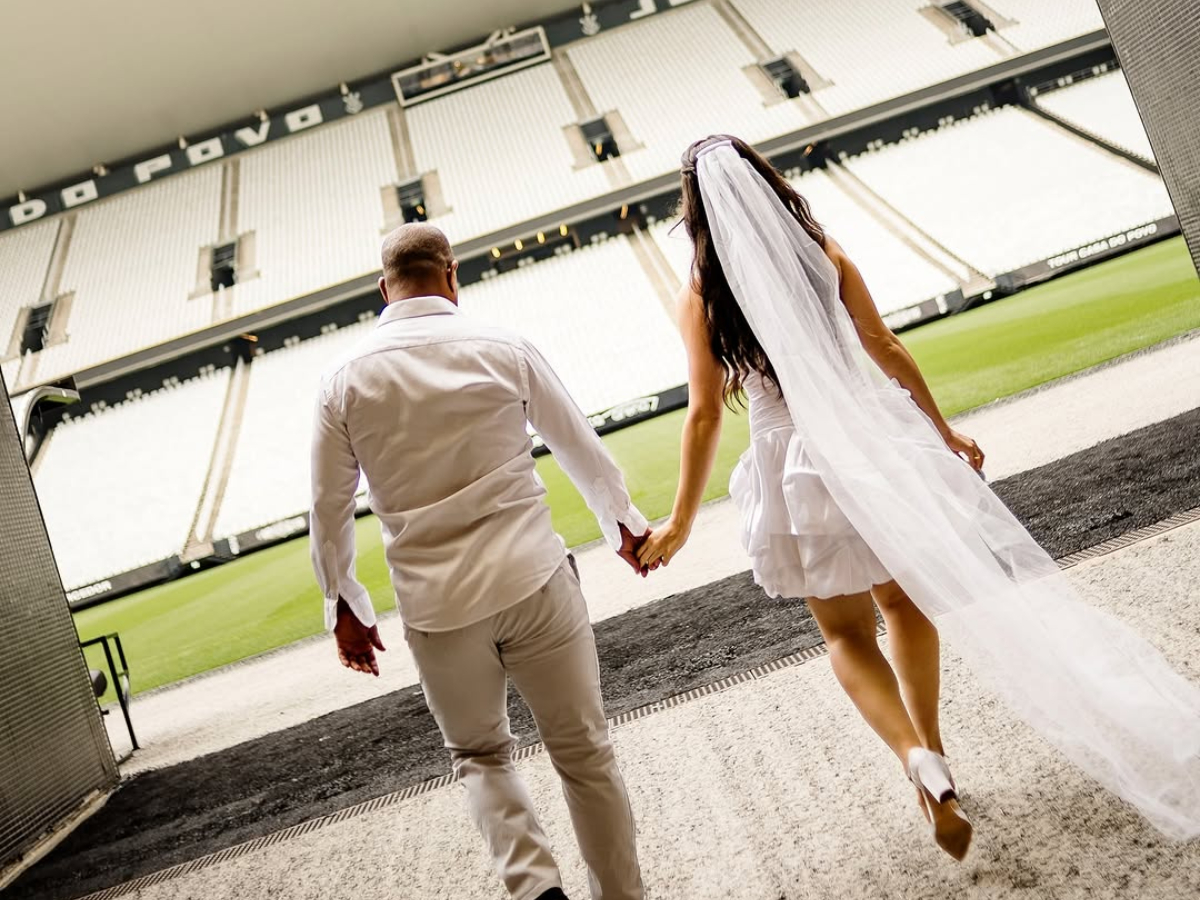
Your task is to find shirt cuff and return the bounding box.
[582,476,648,550]
[324,584,377,632]
[599,503,649,551]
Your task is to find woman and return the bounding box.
[638,135,1200,860]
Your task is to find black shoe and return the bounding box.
[536,890,569,900]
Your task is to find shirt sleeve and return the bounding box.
[519,340,648,550]
[310,383,375,631]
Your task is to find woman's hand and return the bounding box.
[637,518,691,569]
[941,427,985,472]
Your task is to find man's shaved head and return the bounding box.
[378,223,458,305]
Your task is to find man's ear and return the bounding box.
[448,259,460,299]
[378,276,389,304]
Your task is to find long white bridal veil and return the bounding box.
[695,142,1200,839]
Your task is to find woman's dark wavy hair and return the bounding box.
[679,134,825,408]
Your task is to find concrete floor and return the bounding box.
[100,517,1200,900]
[110,333,1200,774]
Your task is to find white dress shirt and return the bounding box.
[310,295,648,633]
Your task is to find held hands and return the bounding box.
[636,517,690,571]
[334,597,386,677]
[941,427,985,473]
[617,522,658,578]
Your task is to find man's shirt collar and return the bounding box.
[378,295,460,326]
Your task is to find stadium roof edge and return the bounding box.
[0,0,585,199]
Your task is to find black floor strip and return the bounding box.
[12,406,1200,900]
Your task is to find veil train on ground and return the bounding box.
[696,141,1200,840]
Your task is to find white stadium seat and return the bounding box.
[648,218,695,288]
[566,2,811,182]
[214,322,376,539]
[789,168,960,314]
[458,236,687,416]
[842,107,1174,276]
[408,64,613,245]
[30,168,222,384]
[231,111,400,317]
[730,0,1007,117]
[1036,71,1154,162]
[35,370,230,588]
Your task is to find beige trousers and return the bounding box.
[404,559,644,900]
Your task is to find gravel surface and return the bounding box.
[108,333,1200,776]
[39,520,1200,900]
[12,403,1200,900]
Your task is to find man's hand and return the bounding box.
[617,522,656,578]
[334,597,386,676]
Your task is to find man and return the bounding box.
[310,223,648,900]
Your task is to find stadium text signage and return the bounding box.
[996,216,1180,290]
[1045,221,1162,270]
[1,97,375,234]
[0,0,695,234]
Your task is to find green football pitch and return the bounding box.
[76,237,1200,698]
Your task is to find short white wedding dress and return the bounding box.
[731,371,892,599]
[730,371,962,600]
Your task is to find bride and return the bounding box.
[637,134,1200,860]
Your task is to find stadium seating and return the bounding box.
[458,236,687,416]
[407,63,613,245]
[566,2,812,182]
[988,0,1106,53]
[31,167,223,384]
[231,111,399,318]
[730,0,1007,117]
[648,218,694,288]
[6,1,1122,396]
[213,321,375,539]
[789,168,960,313]
[842,106,1174,276]
[213,236,685,538]
[1035,70,1154,161]
[34,370,230,588]
[14,0,1155,591]
[649,169,960,315]
[0,218,58,387]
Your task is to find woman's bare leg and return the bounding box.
[872,581,944,756]
[810,589,968,846]
[807,591,921,763]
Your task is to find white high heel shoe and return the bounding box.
[907,747,973,861]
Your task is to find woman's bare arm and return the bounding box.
[824,237,984,470]
[637,284,726,566]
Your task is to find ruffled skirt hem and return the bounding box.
[731,424,892,600]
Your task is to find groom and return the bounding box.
[310,223,649,900]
